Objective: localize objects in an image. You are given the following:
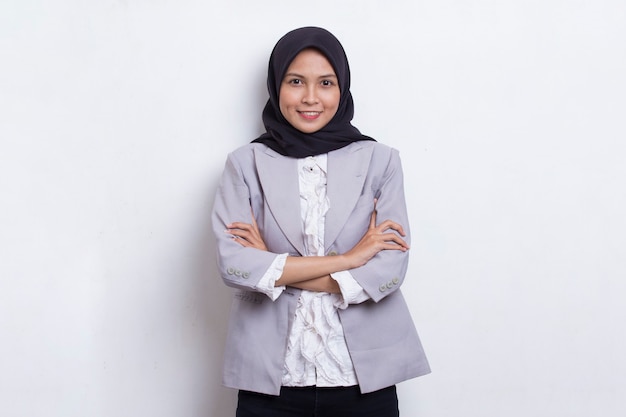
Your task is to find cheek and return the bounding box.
[279,90,295,115]
[278,101,288,121]
[325,91,341,115]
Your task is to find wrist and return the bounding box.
[337,253,357,271]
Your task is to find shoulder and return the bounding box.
[227,142,265,159]
[350,140,401,168]
[327,141,402,173]
[346,140,399,157]
[225,142,277,167]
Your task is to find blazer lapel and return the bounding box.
[325,142,374,249]
[254,146,306,255]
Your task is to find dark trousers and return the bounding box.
[236,385,399,417]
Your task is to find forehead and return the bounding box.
[285,48,336,75]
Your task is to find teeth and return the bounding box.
[301,112,320,116]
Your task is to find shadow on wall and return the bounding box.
[191,175,237,416]
[196,64,268,416]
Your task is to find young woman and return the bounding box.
[212,26,430,417]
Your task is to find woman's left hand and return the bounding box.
[226,212,268,251]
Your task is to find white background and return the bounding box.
[1,1,625,416]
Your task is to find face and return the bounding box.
[279,48,340,133]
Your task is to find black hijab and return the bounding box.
[252,27,375,158]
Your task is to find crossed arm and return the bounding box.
[225,205,409,293]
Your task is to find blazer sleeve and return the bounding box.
[211,151,281,292]
[349,148,412,303]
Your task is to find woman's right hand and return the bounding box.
[342,205,409,269]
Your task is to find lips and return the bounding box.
[298,111,321,120]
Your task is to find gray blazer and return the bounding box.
[212,140,430,395]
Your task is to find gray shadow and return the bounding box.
[188,175,237,416]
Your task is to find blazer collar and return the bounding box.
[325,142,373,249]
[254,146,305,255]
[254,142,374,256]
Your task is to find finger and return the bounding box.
[227,222,254,232]
[369,198,379,229]
[249,217,263,241]
[232,236,252,248]
[380,233,410,249]
[250,208,259,229]
[381,241,409,251]
[227,221,251,229]
[376,220,406,236]
[369,209,377,229]
[230,232,263,249]
[226,229,252,240]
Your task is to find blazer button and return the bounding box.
[242,272,250,279]
[235,269,242,277]
[386,281,394,289]
[392,277,400,285]
[328,250,338,256]
[227,267,235,275]
[379,284,388,292]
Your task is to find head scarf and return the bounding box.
[252,26,375,158]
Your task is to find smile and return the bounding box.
[298,111,321,120]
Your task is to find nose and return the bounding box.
[301,86,318,104]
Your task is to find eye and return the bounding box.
[287,78,303,85]
[321,79,335,87]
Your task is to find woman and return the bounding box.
[212,27,429,417]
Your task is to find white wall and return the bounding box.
[1,1,625,416]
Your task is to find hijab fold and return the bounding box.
[253,27,374,158]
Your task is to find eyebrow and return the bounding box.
[283,72,338,79]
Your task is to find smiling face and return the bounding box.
[278,48,340,134]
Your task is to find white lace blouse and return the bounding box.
[255,154,369,387]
